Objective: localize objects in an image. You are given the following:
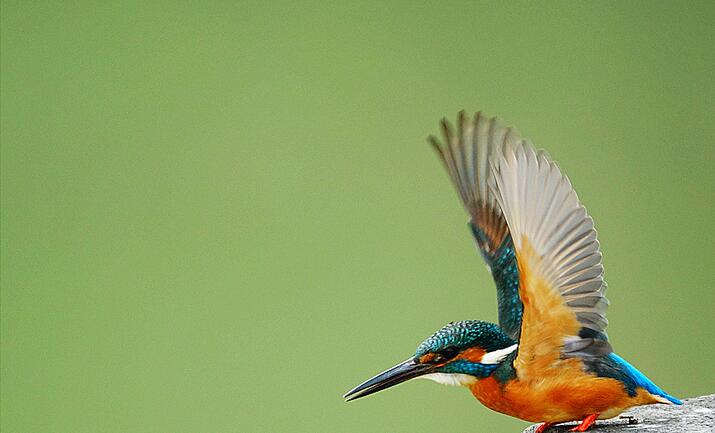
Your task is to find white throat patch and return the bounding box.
[419,373,477,387]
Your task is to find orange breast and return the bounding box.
[468,358,662,423]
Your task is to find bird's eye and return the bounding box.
[435,346,459,363]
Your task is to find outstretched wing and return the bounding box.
[429,111,524,339]
[430,111,611,373]
[489,136,611,379]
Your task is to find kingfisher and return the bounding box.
[343,111,682,432]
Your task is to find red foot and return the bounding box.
[568,414,599,432]
[535,423,555,433]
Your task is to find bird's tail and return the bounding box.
[609,353,683,405]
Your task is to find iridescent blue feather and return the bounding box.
[470,224,522,340]
[608,353,682,405]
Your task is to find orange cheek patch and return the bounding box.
[419,353,436,363]
[457,347,486,363]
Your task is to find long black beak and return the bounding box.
[343,358,434,402]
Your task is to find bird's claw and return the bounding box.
[535,423,555,433]
[568,414,599,431]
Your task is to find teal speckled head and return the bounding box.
[344,320,517,401]
[412,320,517,379]
[415,320,516,359]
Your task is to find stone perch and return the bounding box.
[522,394,714,433]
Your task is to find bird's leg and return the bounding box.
[568,414,599,432]
[535,422,555,433]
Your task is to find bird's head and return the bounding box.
[344,320,517,401]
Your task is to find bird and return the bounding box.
[343,111,682,432]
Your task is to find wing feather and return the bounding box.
[430,111,611,367]
[430,112,522,338]
[488,139,611,375]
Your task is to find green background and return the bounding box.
[2,2,714,432]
